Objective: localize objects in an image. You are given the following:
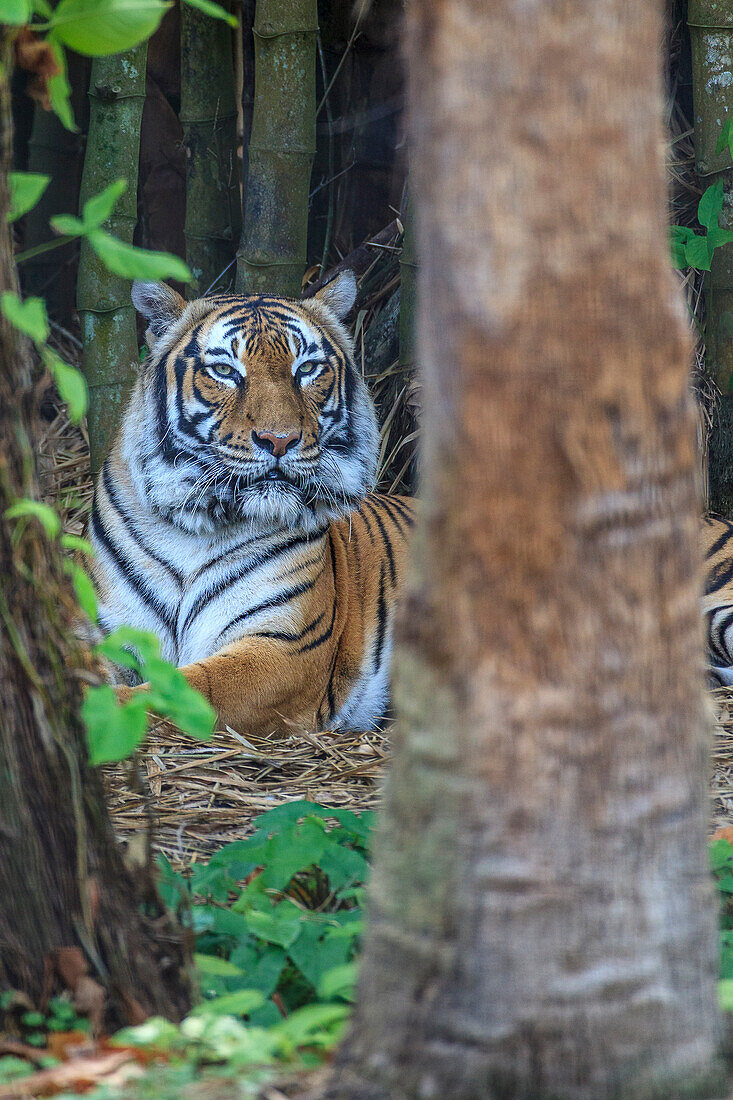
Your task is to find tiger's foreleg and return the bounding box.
[115,637,327,738]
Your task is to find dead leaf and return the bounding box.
[0,1050,135,1098]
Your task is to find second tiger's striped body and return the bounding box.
[91,273,414,736]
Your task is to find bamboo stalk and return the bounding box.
[76,47,147,476]
[180,2,241,297]
[236,0,318,297]
[689,0,733,514]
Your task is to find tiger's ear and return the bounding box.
[309,270,357,321]
[131,281,186,345]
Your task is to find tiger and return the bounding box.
[89,271,415,737]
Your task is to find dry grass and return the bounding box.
[104,720,388,869]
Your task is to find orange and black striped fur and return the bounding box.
[90,273,414,736]
[702,517,733,685]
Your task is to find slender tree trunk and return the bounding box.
[689,0,733,516]
[180,2,241,297]
[0,34,188,1024]
[77,46,147,477]
[326,1,724,1097]
[236,0,317,296]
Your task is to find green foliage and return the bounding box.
[670,179,733,272]
[111,802,372,1079]
[44,0,171,56]
[716,118,733,162]
[0,291,88,423]
[160,802,371,1019]
[51,180,192,284]
[83,627,215,765]
[182,0,237,27]
[4,498,61,538]
[7,173,50,223]
[711,838,733,1007]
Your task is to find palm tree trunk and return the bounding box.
[0,32,188,1025]
[326,0,724,1096]
[77,46,147,477]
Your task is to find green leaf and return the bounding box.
[699,179,725,231]
[7,173,49,223]
[245,899,303,950]
[720,979,733,1012]
[272,1002,350,1050]
[685,233,712,271]
[0,292,49,345]
[190,990,265,1017]
[48,0,171,56]
[707,227,733,258]
[65,562,98,622]
[50,213,85,237]
[82,685,149,765]
[716,117,733,160]
[289,920,352,990]
[670,224,694,270]
[716,872,733,894]
[45,39,77,132]
[82,179,127,230]
[182,0,236,25]
[144,657,215,740]
[0,0,32,24]
[318,844,369,894]
[5,499,61,538]
[61,533,94,556]
[710,838,733,871]
[43,348,88,422]
[258,818,327,891]
[317,962,357,1003]
[87,229,191,282]
[193,953,243,977]
[97,625,161,667]
[229,942,287,999]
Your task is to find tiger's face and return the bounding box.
[128,274,379,533]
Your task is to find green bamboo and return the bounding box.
[398,193,416,374]
[689,0,733,514]
[181,2,241,298]
[76,46,147,477]
[236,0,318,296]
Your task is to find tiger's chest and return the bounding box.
[93,514,329,668]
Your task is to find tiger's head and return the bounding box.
[125,273,379,534]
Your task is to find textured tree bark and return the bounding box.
[324,0,725,1097]
[0,34,189,1025]
[76,46,147,477]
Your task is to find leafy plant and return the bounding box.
[84,626,216,764]
[159,801,372,1022]
[670,179,733,272]
[51,179,191,283]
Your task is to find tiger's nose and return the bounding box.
[252,429,301,458]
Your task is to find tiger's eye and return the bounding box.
[210,363,235,379]
[297,360,320,377]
